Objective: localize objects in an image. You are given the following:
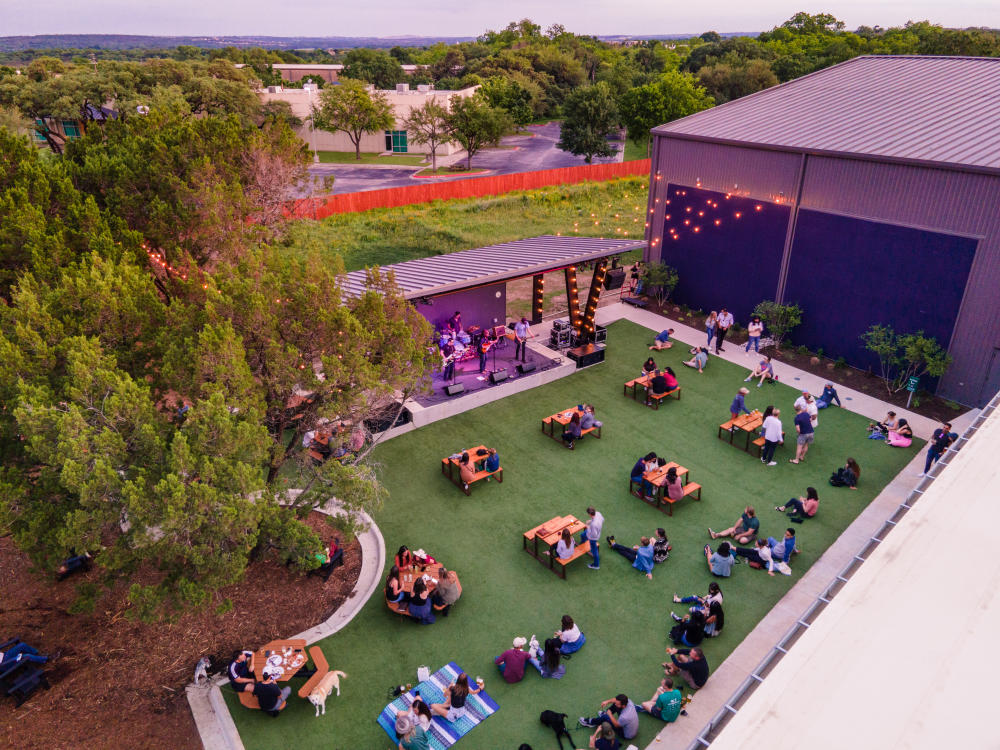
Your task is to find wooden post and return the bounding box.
[580,258,607,341]
[531,274,544,325]
[565,266,581,333]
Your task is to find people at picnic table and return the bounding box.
[529,637,566,679]
[386,565,407,606]
[682,346,710,373]
[729,387,751,419]
[662,466,684,504]
[253,667,291,716]
[760,407,784,466]
[578,693,640,740]
[581,404,601,431]
[495,637,531,683]
[638,677,684,723]
[430,672,483,722]
[555,614,587,655]
[815,382,842,409]
[665,647,709,689]
[554,528,576,560]
[484,447,500,473]
[776,487,820,521]
[649,328,675,350]
[885,419,913,447]
[395,545,418,571]
[228,650,254,692]
[407,578,436,624]
[830,457,861,488]
[642,356,657,377]
[704,541,736,577]
[745,355,776,386]
[562,411,583,449]
[630,452,659,499]
[652,527,671,563]
[458,451,476,490]
[709,505,759,545]
[431,567,461,615]
[608,534,656,579]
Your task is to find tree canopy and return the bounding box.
[556,81,620,163]
[312,78,394,160]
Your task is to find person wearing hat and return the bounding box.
[395,710,430,750]
[588,720,621,749]
[729,387,751,421]
[495,637,531,683]
[227,650,255,692]
[513,317,533,362]
[252,667,291,716]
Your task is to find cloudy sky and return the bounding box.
[2,1,998,37]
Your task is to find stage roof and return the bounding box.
[339,236,645,300]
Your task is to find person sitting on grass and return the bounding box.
[562,411,583,450]
[869,410,897,437]
[638,677,684,723]
[495,637,531,683]
[776,487,819,522]
[674,581,723,617]
[650,328,675,350]
[745,355,776,387]
[703,598,725,638]
[579,694,640,741]
[885,420,912,448]
[830,457,862,488]
[704,541,736,577]
[407,578,436,625]
[815,382,842,409]
[607,534,656,579]
[768,528,799,565]
[253,667,291,717]
[642,356,657,378]
[734,538,776,575]
[664,647,709,690]
[395,710,430,750]
[430,672,482,722]
[630,452,658,500]
[411,699,433,731]
[682,346,710,373]
[555,614,587,655]
[653,527,672,564]
[668,609,706,647]
[529,637,566,679]
[588,721,621,750]
[709,505,759,545]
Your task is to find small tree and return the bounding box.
[556,81,619,164]
[642,262,679,307]
[445,94,512,170]
[312,78,394,160]
[752,300,802,351]
[861,324,953,395]
[402,99,452,172]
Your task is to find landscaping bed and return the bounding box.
[0,512,360,750]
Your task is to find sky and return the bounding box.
[1,1,998,38]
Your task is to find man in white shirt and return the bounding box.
[580,506,604,570]
[715,308,734,354]
[513,317,533,362]
[761,408,783,466]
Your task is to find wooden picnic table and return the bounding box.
[523,515,591,577]
[624,373,654,399]
[541,407,602,442]
[630,462,702,515]
[719,412,764,452]
[441,445,487,481]
[250,639,308,682]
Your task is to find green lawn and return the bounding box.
[228,320,922,750]
[624,138,650,162]
[317,151,427,166]
[282,176,650,271]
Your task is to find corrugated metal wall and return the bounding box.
[650,134,1000,406]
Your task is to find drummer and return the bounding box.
[447,311,462,333]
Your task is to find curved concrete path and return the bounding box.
[185,493,385,750]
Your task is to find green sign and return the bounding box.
[906,376,919,392]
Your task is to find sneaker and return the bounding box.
[707,527,717,539]
[767,461,777,466]
[670,611,682,622]
[917,472,926,477]
[743,376,751,382]
[756,382,762,387]
[579,717,594,728]
[463,483,469,490]
[673,594,681,603]
[606,536,616,546]
[587,564,600,570]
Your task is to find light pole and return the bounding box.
[305,84,319,164]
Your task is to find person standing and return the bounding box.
[580,506,604,570]
[513,317,533,362]
[441,339,456,382]
[745,315,763,353]
[715,308,734,353]
[761,407,783,466]
[705,311,718,349]
[789,404,814,464]
[920,422,955,477]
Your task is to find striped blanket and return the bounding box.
[376,662,500,748]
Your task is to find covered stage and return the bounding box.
[340,235,645,401]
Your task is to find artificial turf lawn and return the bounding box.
[227,319,923,750]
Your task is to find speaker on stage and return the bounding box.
[517,362,536,374]
[444,383,465,396]
[489,369,508,384]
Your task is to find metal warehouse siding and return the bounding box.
[799,156,1000,404]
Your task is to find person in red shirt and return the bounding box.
[495,637,531,683]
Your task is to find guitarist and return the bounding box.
[513,317,534,363]
[478,329,495,374]
[441,339,457,382]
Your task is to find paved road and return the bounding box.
[305,121,627,195]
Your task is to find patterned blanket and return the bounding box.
[376,662,500,748]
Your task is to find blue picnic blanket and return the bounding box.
[376,662,499,749]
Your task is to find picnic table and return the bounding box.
[240,637,331,711]
[522,515,593,578]
[719,411,766,453]
[441,445,502,495]
[629,462,702,516]
[623,373,681,408]
[541,407,602,444]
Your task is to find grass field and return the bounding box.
[317,151,427,166]
[227,319,922,750]
[624,137,651,162]
[282,176,650,271]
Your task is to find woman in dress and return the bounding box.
[886,419,913,447]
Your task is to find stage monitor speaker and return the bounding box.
[604,268,626,290]
[517,362,537,374]
[444,383,465,396]
[490,369,508,384]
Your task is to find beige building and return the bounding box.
[259,83,478,156]
[236,63,424,85]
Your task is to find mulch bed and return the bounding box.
[0,512,361,750]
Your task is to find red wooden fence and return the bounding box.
[288,159,652,219]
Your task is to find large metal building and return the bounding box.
[644,55,1000,407]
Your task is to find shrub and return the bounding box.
[861,324,953,396]
[642,262,679,307]
[752,301,803,351]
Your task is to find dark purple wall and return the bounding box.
[785,209,978,370]
[659,184,791,322]
[414,282,507,335]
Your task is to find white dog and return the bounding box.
[193,657,211,687]
[308,670,347,716]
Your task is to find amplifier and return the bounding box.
[552,318,571,331]
[517,362,537,374]
[444,383,465,396]
[490,369,508,384]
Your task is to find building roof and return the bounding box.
[339,236,644,300]
[653,55,1000,173]
[706,393,999,749]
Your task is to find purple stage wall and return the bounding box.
[414,282,508,335]
[785,209,978,370]
[659,184,791,323]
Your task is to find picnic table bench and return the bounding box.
[541,407,602,446]
[523,515,594,578]
[386,565,462,618]
[624,373,681,408]
[441,445,502,495]
[239,638,310,711]
[629,462,702,516]
[719,412,784,456]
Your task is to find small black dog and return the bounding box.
[539,710,574,750]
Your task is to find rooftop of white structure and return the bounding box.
[652,55,1000,174]
[339,236,646,300]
